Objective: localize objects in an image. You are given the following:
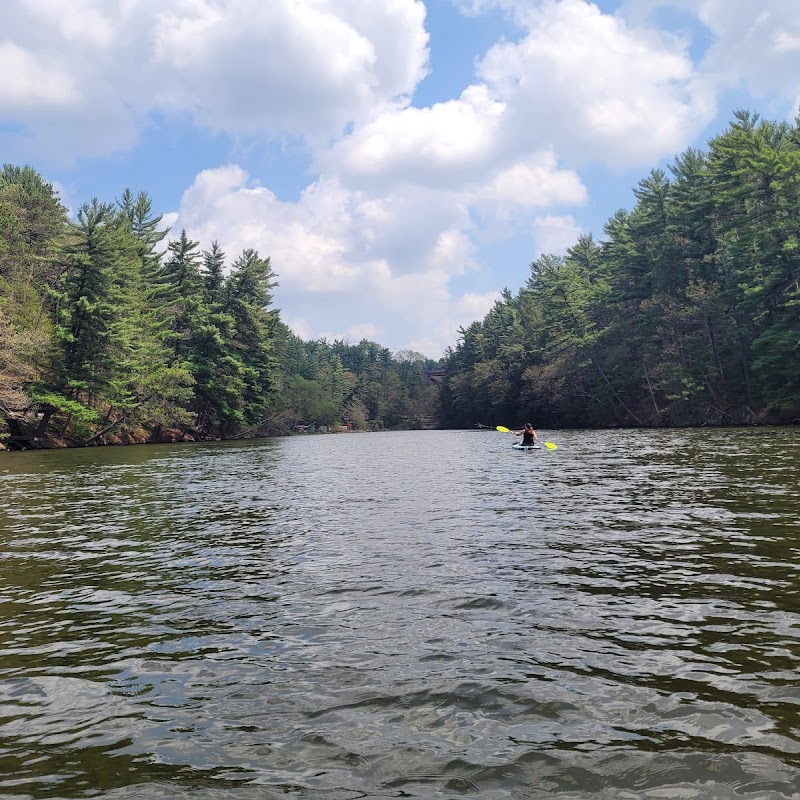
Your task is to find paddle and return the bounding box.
[496,425,558,450]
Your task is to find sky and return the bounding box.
[3,0,800,359]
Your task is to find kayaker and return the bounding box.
[516,423,538,446]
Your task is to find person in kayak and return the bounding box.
[516,423,538,446]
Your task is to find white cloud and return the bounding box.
[0,0,430,160]
[170,165,510,354]
[8,0,800,355]
[151,0,425,138]
[475,0,714,167]
[0,43,79,109]
[176,163,484,282]
[316,322,379,343]
[49,179,74,216]
[427,290,503,354]
[24,0,115,47]
[167,0,720,355]
[323,0,713,203]
[455,291,503,318]
[322,84,505,185]
[474,152,587,217]
[281,315,314,341]
[691,2,800,107]
[533,214,584,256]
[621,0,800,114]
[175,165,374,292]
[775,31,800,54]
[161,211,180,231]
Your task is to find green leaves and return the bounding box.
[441,108,800,427]
[26,384,100,434]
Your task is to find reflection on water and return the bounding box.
[1,428,799,799]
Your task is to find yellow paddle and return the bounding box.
[496,425,558,449]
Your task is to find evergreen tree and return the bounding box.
[161,229,204,364]
[0,165,67,389]
[52,199,133,398]
[203,240,226,300]
[108,192,193,433]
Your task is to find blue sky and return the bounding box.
[3,0,800,358]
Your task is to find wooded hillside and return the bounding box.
[440,111,800,429]
[0,167,439,448]
[3,110,799,447]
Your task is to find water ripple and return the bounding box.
[1,428,799,798]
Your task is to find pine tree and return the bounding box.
[106,192,193,434]
[220,249,279,431]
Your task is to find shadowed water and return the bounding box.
[0,428,798,799]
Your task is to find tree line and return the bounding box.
[3,109,799,447]
[0,167,439,448]
[440,110,800,429]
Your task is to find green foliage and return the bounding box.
[441,109,800,427]
[6,105,800,445]
[2,167,416,445]
[186,245,279,436]
[27,385,100,430]
[0,168,288,444]
[51,198,137,394]
[0,165,66,389]
[282,376,342,425]
[266,333,441,431]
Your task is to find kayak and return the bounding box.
[512,442,541,451]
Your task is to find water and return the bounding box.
[0,428,799,799]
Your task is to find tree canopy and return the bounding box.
[2,108,799,447]
[439,110,800,429]
[0,174,441,447]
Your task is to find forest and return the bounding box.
[1,110,799,449]
[440,110,800,429]
[0,172,439,448]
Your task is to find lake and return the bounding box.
[1,428,799,799]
